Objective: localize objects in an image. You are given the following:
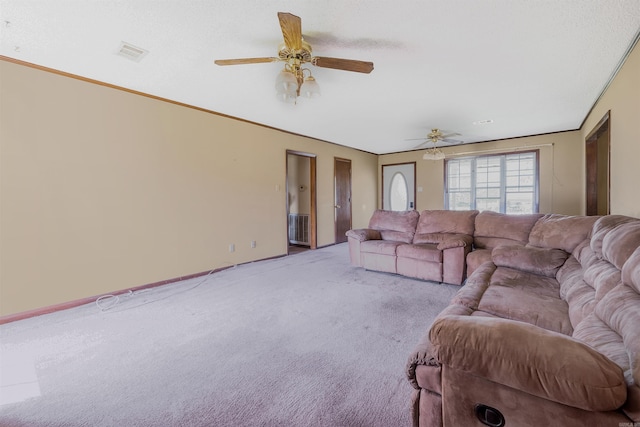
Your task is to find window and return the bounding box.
[389,172,408,211]
[445,151,538,214]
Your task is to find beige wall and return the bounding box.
[379,131,584,215]
[378,41,640,217]
[0,60,378,316]
[378,40,640,217]
[580,40,640,218]
[2,39,638,317]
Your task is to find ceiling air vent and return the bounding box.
[117,42,148,62]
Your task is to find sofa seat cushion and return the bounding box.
[360,240,403,256]
[492,245,569,278]
[477,284,573,335]
[489,267,561,299]
[397,243,442,263]
[451,264,571,334]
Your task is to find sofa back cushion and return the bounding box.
[623,247,640,294]
[601,221,640,270]
[573,228,640,404]
[598,247,640,421]
[473,211,543,249]
[590,215,638,260]
[368,209,420,243]
[558,256,597,327]
[583,260,622,305]
[594,283,640,386]
[563,217,640,333]
[528,214,599,252]
[414,210,478,241]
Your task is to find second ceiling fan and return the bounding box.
[215,12,374,102]
[406,129,462,160]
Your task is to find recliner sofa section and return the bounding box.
[346,209,478,285]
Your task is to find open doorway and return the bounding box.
[585,111,610,216]
[286,151,317,254]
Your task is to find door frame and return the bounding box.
[585,111,610,215]
[381,162,417,211]
[286,150,317,251]
[334,157,352,243]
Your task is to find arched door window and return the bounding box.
[389,172,408,211]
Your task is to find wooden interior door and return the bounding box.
[334,158,352,243]
[585,111,610,216]
[585,139,598,215]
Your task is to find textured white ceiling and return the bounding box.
[1,1,639,154]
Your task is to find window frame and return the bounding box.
[443,149,540,214]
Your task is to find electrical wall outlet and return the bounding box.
[250,240,256,248]
[229,243,235,253]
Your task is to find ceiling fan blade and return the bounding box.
[215,57,279,66]
[313,57,374,73]
[278,12,302,51]
[441,132,461,138]
[412,140,431,149]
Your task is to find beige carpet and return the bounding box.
[0,243,458,427]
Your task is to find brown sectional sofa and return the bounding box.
[347,210,640,426]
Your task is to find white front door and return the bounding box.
[382,163,416,211]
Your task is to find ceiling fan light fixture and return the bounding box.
[423,148,445,161]
[276,91,298,104]
[300,75,320,98]
[217,13,372,104]
[275,69,298,94]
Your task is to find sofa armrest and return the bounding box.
[429,315,627,412]
[345,228,381,242]
[436,234,473,250]
[406,331,440,390]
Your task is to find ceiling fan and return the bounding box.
[215,12,374,102]
[406,129,462,160]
